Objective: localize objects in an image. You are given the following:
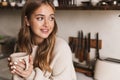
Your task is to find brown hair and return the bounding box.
[16,0,58,72]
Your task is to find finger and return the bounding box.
[8,60,13,70]
[9,65,14,72]
[15,64,33,78]
[14,61,26,70]
[8,57,10,61]
[8,62,13,68]
[14,64,24,73]
[14,69,24,77]
[14,66,29,78]
[8,57,13,66]
[8,57,11,62]
[19,59,26,65]
[11,65,16,70]
[28,62,33,71]
[11,69,16,74]
[13,62,33,78]
[12,67,26,77]
[10,65,17,74]
[14,69,28,78]
[8,57,13,67]
[10,63,24,75]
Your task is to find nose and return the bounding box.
[43,19,49,28]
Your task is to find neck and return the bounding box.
[32,36,44,45]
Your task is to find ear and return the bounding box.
[25,16,30,26]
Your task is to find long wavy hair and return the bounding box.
[16,0,58,72]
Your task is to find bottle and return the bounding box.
[2,0,8,7]
[53,0,59,7]
[0,0,2,7]
[9,0,16,7]
[16,0,26,7]
[91,0,101,6]
[112,0,117,6]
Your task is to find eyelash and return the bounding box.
[49,17,55,21]
[36,16,55,21]
[36,17,43,21]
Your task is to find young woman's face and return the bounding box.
[28,3,55,42]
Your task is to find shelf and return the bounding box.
[56,6,120,10]
[0,5,120,10]
[0,6,22,9]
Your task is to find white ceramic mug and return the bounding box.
[10,52,29,70]
[10,52,29,79]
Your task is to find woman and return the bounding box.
[8,0,76,80]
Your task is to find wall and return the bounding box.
[0,9,21,37]
[56,10,120,59]
[0,9,120,59]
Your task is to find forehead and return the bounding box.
[33,3,54,15]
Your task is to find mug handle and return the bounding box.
[23,57,29,70]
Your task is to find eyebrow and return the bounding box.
[35,14,55,17]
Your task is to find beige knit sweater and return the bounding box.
[13,37,77,80]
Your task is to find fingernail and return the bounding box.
[13,66,16,69]
[14,62,17,65]
[11,66,13,69]
[8,58,10,60]
[13,69,15,72]
[12,69,15,73]
[19,59,22,62]
[11,71,14,73]
[10,62,13,65]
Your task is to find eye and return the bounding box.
[49,16,55,21]
[36,17,44,21]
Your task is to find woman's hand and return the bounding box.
[8,55,33,78]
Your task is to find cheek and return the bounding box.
[50,22,54,29]
[30,22,40,32]
[30,20,42,29]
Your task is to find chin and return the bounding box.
[42,35,49,39]
[40,33,51,39]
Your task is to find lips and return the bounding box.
[40,29,49,34]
